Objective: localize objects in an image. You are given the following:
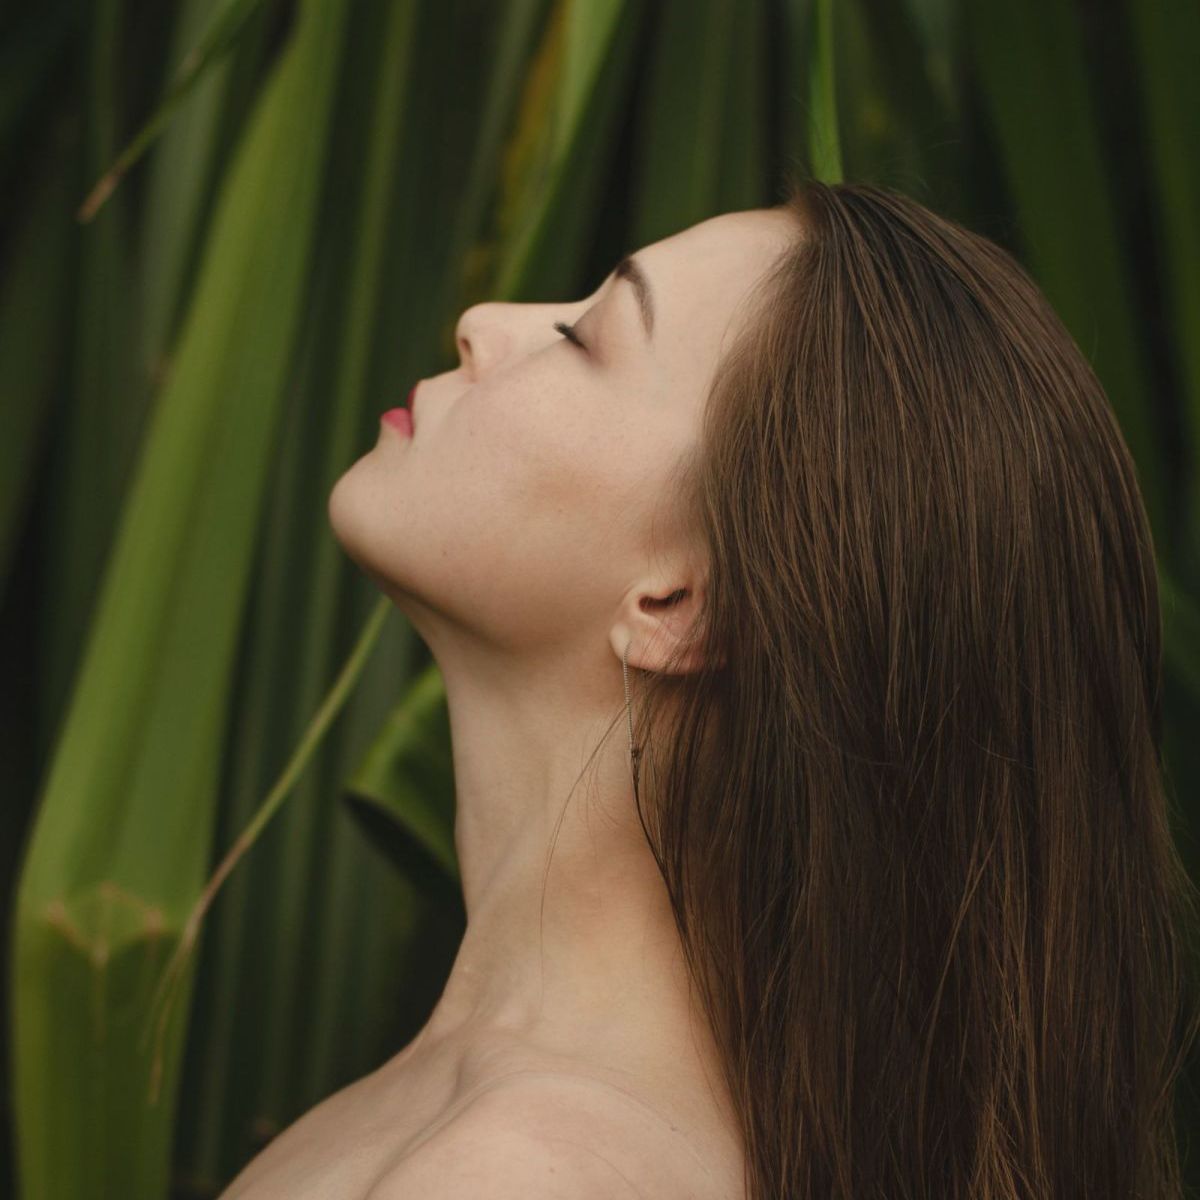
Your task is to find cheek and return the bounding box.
[423,402,654,638]
[450,408,631,604]
[450,385,620,517]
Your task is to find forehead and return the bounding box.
[631,207,797,368]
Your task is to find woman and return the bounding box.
[227,180,1199,1199]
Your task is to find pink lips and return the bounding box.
[381,407,412,436]
[381,384,418,436]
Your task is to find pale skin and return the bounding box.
[219,207,797,1199]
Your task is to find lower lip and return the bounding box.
[381,406,413,437]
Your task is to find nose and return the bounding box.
[454,300,568,380]
[454,302,504,380]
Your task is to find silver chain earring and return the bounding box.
[622,639,642,804]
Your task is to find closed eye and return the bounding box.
[553,320,586,350]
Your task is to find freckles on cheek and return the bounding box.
[527,432,625,523]
[494,403,577,492]
[476,381,630,518]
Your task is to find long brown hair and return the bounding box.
[624,179,1200,1198]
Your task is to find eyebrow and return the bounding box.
[610,254,654,342]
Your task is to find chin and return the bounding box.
[329,468,422,610]
[327,465,382,571]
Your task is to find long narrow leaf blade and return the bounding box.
[10,0,348,1194]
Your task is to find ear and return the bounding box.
[610,571,724,676]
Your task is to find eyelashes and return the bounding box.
[552,320,586,350]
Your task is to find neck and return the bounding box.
[412,630,698,1057]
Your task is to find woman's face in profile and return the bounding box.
[328,207,795,658]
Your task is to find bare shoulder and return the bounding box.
[364,1072,738,1200]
